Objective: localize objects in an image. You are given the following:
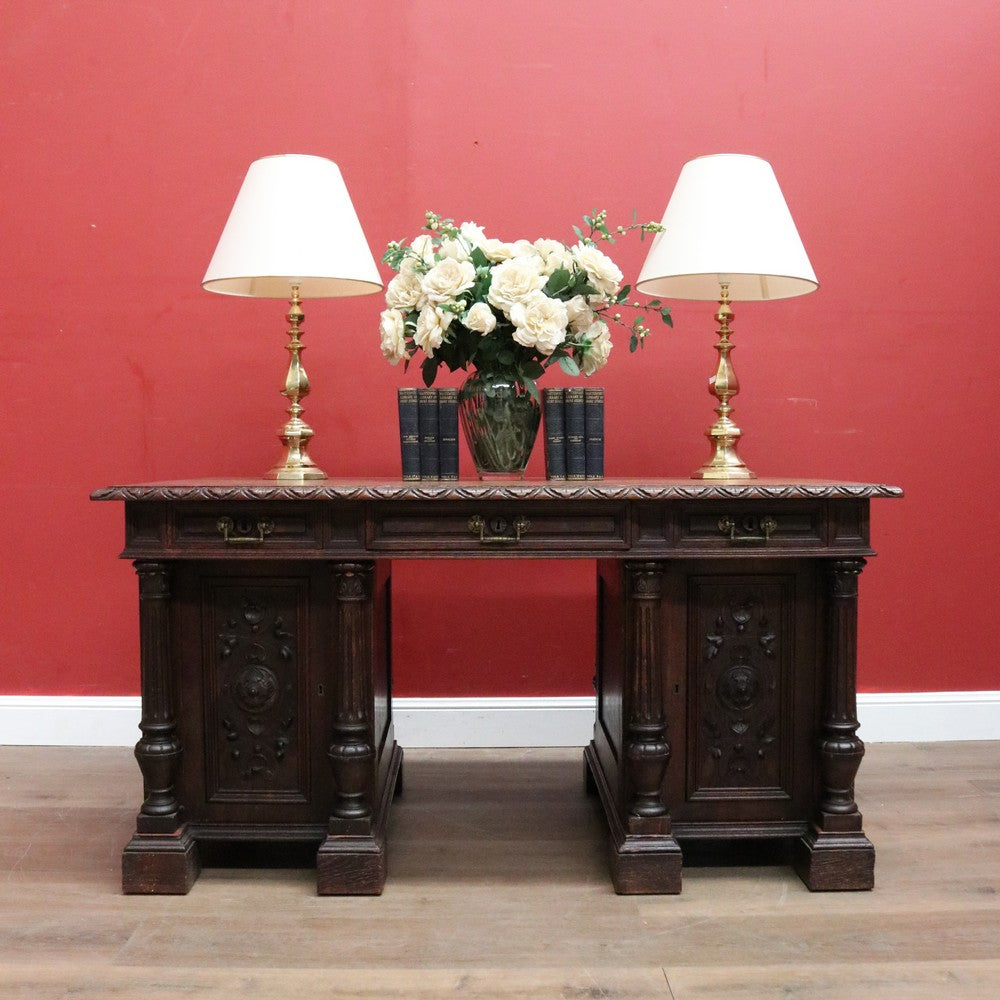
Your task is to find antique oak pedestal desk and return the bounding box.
[92,478,901,895]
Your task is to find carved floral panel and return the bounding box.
[203,579,309,802]
[688,574,793,799]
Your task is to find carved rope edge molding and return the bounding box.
[91,482,905,502]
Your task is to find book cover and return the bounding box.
[437,387,459,480]
[584,386,605,480]
[542,386,566,480]
[397,387,420,481]
[564,386,586,480]
[416,387,440,480]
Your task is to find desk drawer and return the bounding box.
[677,502,824,550]
[634,501,826,552]
[370,501,628,554]
[172,505,323,552]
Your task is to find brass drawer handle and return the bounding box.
[468,514,531,544]
[217,516,274,545]
[718,515,778,545]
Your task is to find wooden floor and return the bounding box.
[1,742,998,999]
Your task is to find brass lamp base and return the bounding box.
[692,431,755,480]
[692,281,755,480]
[267,455,327,482]
[693,466,756,480]
[265,285,328,482]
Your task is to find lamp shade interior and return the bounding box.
[636,153,818,301]
[202,154,383,299]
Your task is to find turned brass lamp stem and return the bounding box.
[267,284,326,481]
[692,281,755,480]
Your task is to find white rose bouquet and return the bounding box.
[380,211,673,398]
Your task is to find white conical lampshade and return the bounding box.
[202,154,383,299]
[636,154,818,301]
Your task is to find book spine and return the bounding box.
[416,388,439,480]
[564,386,586,480]
[437,387,459,481]
[397,388,421,481]
[584,386,605,480]
[542,387,566,480]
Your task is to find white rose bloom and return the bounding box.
[464,301,497,334]
[421,257,476,305]
[437,237,472,262]
[564,294,596,334]
[481,239,516,262]
[414,305,452,357]
[400,233,437,274]
[459,221,487,248]
[509,292,569,355]
[487,256,547,314]
[379,309,407,365]
[580,320,613,375]
[572,242,624,297]
[385,272,424,312]
[533,238,573,275]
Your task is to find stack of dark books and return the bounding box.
[397,388,459,481]
[542,386,604,480]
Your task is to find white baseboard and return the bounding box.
[394,697,598,747]
[1,692,998,748]
[0,696,144,748]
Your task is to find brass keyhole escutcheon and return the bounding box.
[217,516,275,545]
[717,514,777,545]
[468,514,531,544]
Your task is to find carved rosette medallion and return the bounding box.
[232,656,280,715]
[717,662,761,713]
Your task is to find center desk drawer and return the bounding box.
[369,502,628,554]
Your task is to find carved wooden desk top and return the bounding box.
[92,477,904,503]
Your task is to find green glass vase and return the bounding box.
[458,370,541,478]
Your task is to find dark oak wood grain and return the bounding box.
[94,477,900,894]
[92,477,903,504]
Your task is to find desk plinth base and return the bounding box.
[121,744,403,896]
[316,742,403,896]
[122,826,201,895]
[794,825,875,891]
[584,743,682,895]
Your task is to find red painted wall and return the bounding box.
[1,1,997,699]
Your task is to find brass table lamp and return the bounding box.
[202,154,382,480]
[637,154,818,479]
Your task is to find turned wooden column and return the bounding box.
[795,554,875,891]
[624,561,671,826]
[585,558,682,894]
[318,559,393,894]
[133,560,182,832]
[122,559,199,894]
[817,557,867,828]
[327,561,376,821]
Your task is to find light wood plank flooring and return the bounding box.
[1,742,998,999]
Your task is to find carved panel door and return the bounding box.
[171,561,334,829]
[664,559,820,829]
